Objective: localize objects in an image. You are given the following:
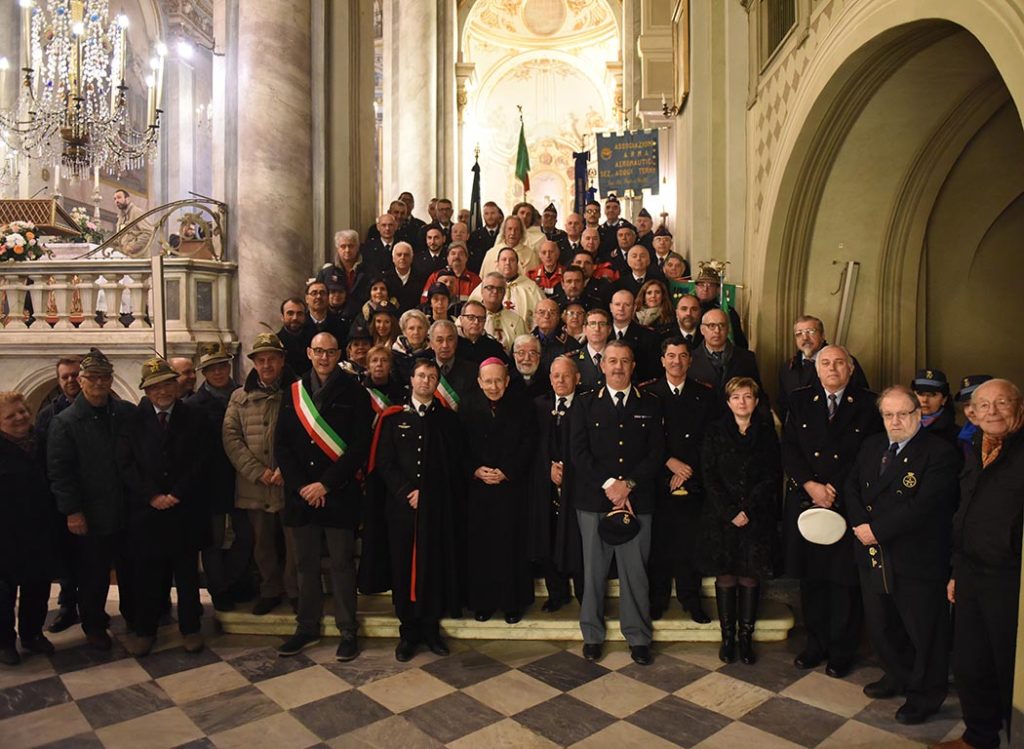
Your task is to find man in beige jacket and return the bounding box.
[223,332,298,615]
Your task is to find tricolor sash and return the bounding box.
[366,387,391,427]
[435,374,460,411]
[292,379,347,460]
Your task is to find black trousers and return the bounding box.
[78,532,135,636]
[0,578,50,647]
[544,561,582,605]
[201,510,254,597]
[133,549,202,638]
[800,578,862,663]
[649,494,704,609]
[55,523,79,610]
[952,565,1018,749]
[860,573,949,711]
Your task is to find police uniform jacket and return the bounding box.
[571,346,605,393]
[570,385,664,514]
[782,384,883,582]
[117,398,213,558]
[361,236,397,274]
[777,347,870,422]
[551,285,602,311]
[533,327,582,383]
[846,429,959,586]
[643,377,717,496]
[468,226,501,273]
[598,219,636,260]
[608,322,660,383]
[275,368,373,530]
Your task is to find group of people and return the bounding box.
[1,191,1020,749]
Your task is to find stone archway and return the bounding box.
[750,0,1024,397]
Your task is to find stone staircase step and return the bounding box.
[217,594,795,643]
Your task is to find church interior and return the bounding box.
[1,1,1023,747]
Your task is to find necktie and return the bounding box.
[615,391,625,411]
[617,330,625,341]
[418,403,427,416]
[879,442,898,476]
[557,397,567,414]
[802,358,815,370]
[383,244,391,254]
[158,411,168,430]
[672,386,680,396]
[828,393,838,421]
[594,352,602,367]
[683,334,693,345]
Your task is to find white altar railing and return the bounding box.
[0,253,237,346]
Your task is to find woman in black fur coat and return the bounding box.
[700,377,781,665]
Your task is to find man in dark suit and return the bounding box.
[570,307,611,393]
[381,242,427,313]
[417,197,454,251]
[687,309,765,412]
[117,358,212,657]
[644,337,717,622]
[846,385,959,725]
[455,301,509,366]
[571,340,664,665]
[414,226,448,276]
[529,356,584,612]
[398,191,426,239]
[669,294,703,349]
[777,314,869,422]
[612,245,665,299]
[551,265,602,312]
[361,213,399,273]
[558,212,584,266]
[532,298,581,384]
[302,280,349,352]
[428,319,478,406]
[782,345,883,678]
[316,230,373,319]
[277,297,312,376]
[275,332,373,661]
[608,289,660,383]
[467,202,503,274]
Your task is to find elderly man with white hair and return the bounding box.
[936,379,1024,749]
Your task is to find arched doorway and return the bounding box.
[457,0,621,212]
[751,4,1024,397]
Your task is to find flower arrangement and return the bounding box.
[0,221,47,262]
[70,206,106,244]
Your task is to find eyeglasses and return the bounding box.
[515,350,540,358]
[973,398,1019,415]
[695,282,718,290]
[881,409,918,421]
[482,285,506,293]
[586,321,609,328]
[701,322,728,331]
[461,314,485,323]
[794,328,819,337]
[310,348,339,357]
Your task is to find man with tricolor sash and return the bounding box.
[274,332,373,661]
[372,357,465,661]
[428,319,477,407]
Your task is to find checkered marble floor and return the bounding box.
[0,601,967,749]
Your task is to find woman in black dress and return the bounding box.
[700,377,781,665]
[459,358,536,623]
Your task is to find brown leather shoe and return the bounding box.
[929,738,974,749]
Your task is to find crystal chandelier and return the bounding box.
[0,0,164,181]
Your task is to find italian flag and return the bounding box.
[435,374,460,412]
[292,380,347,460]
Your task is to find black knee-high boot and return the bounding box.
[715,584,737,664]
[738,585,759,665]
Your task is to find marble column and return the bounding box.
[382,0,437,208]
[164,56,196,203]
[234,0,313,357]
